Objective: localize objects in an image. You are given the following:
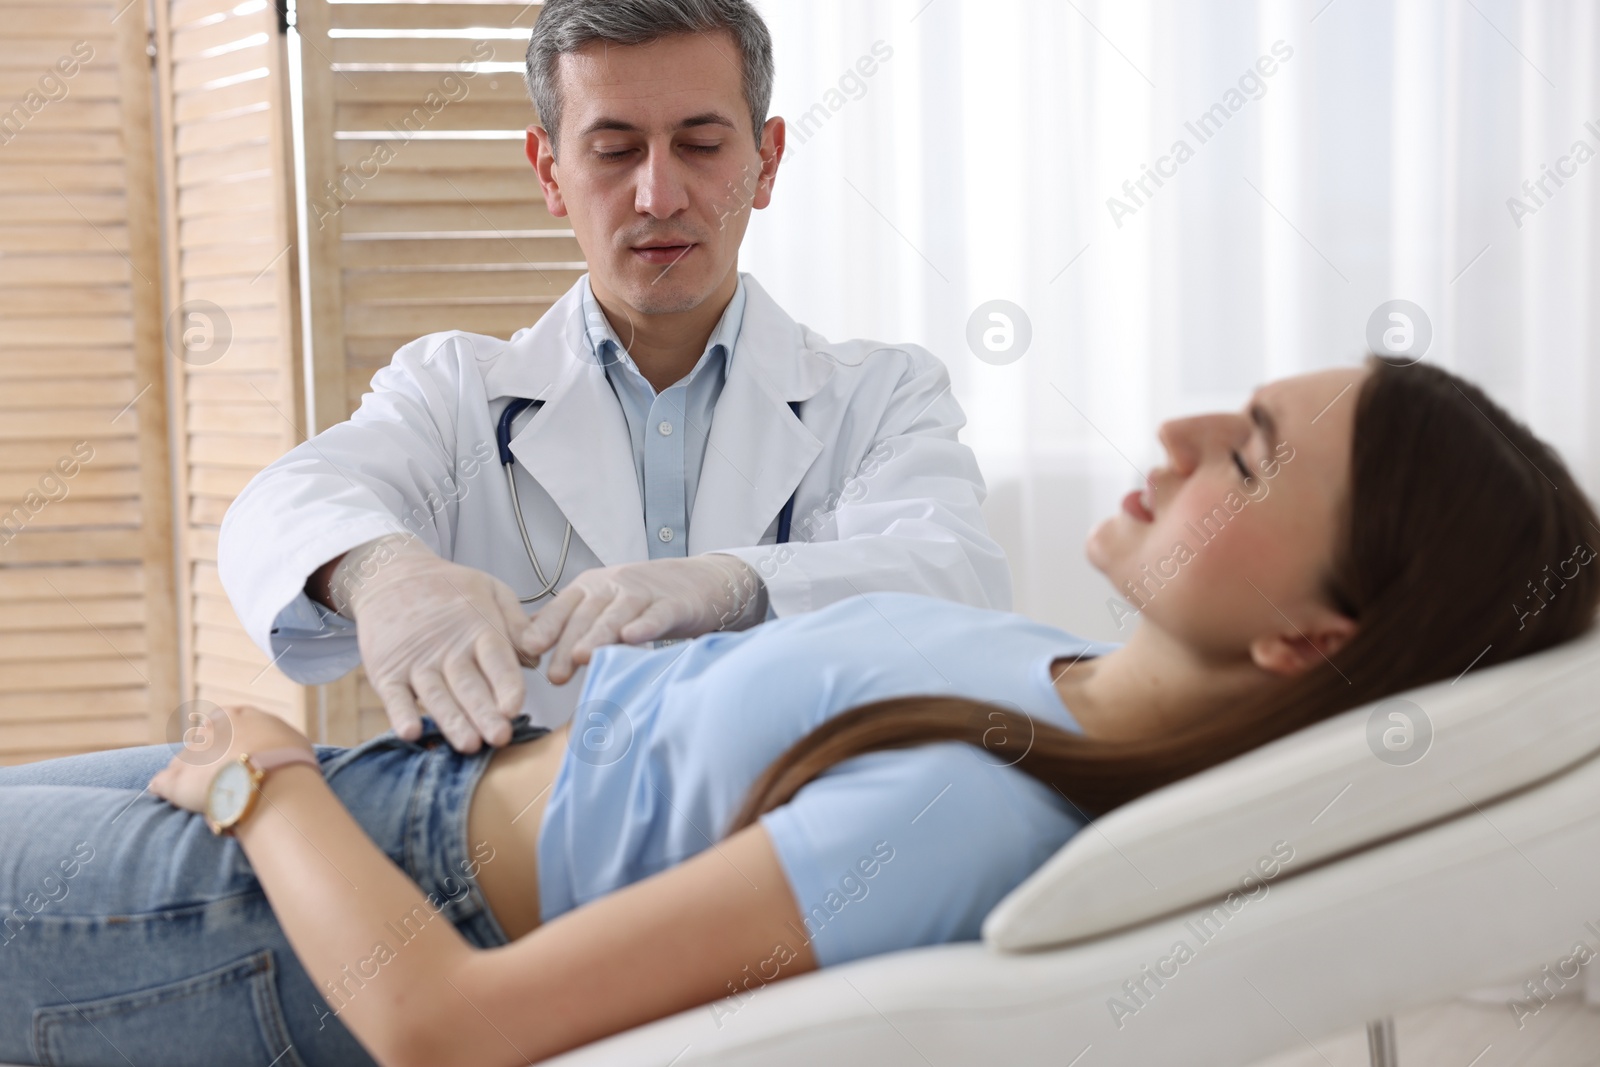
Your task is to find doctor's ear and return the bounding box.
[527,126,567,218]
[751,117,786,211]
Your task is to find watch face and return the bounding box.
[207,760,253,827]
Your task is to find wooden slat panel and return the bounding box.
[177,140,272,185]
[0,6,121,36]
[0,378,136,409]
[0,191,126,223]
[335,101,534,133]
[194,653,302,703]
[0,252,130,285]
[0,686,144,723]
[171,42,272,94]
[0,161,124,193]
[170,0,251,27]
[334,136,525,170]
[334,70,533,104]
[0,658,149,692]
[339,199,564,234]
[0,529,145,564]
[173,79,274,124]
[0,628,148,662]
[343,266,581,303]
[174,107,274,155]
[344,300,550,339]
[171,13,269,61]
[0,467,139,499]
[0,438,137,469]
[0,596,144,631]
[0,222,130,254]
[0,132,120,162]
[0,70,118,100]
[0,718,151,752]
[325,166,538,202]
[330,4,541,31]
[186,432,286,468]
[0,564,143,600]
[0,410,137,440]
[329,37,526,66]
[341,234,583,267]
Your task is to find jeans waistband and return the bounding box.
[344,715,550,951]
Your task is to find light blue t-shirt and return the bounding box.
[537,592,1115,968]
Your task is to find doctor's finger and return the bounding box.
[545,589,617,684]
[412,666,483,753]
[615,598,687,644]
[576,594,664,659]
[521,586,585,656]
[490,582,538,669]
[476,630,527,717]
[442,649,512,747]
[375,679,425,743]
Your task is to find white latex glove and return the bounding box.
[522,554,767,684]
[330,534,536,752]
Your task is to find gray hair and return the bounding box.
[526,0,775,156]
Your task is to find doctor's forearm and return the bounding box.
[305,553,347,610]
[235,766,480,1065]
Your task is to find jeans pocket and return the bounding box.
[31,949,308,1067]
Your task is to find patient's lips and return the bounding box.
[1121,485,1155,523]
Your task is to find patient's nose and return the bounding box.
[1159,414,1247,476]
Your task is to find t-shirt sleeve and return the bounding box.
[757,740,1085,968]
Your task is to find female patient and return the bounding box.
[1,359,1596,1067]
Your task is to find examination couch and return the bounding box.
[539,625,1600,1066]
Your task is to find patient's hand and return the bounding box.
[149,705,313,815]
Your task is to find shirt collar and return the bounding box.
[579,274,747,389]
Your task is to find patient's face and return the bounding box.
[533,31,778,317]
[1086,366,1367,663]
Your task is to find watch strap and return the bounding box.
[249,747,321,775]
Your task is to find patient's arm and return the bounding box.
[233,762,816,1067]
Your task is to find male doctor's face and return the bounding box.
[527,31,784,317]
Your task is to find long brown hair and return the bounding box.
[726,359,1600,834]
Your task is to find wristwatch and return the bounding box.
[205,747,321,836]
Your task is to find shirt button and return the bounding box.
[657,421,673,436]
[657,526,674,543]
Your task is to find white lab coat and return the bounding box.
[218,273,1012,728]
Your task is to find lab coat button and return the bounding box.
[657,421,673,436]
[657,526,674,543]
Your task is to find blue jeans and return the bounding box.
[0,716,550,1067]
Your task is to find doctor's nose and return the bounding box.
[634,148,691,219]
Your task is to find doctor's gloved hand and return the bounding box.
[327,534,537,753]
[522,554,767,685]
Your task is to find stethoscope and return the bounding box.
[495,397,802,604]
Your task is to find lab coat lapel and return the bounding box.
[492,282,649,567]
[690,276,831,553]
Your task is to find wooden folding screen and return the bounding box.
[152,0,309,730]
[296,0,582,741]
[0,0,582,758]
[0,0,179,762]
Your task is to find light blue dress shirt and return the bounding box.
[581,275,747,559]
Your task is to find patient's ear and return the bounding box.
[1249,610,1358,677]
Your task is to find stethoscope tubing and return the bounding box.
[495,396,800,604]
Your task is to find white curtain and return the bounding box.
[743,0,1600,641]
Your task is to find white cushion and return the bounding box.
[982,625,1600,951]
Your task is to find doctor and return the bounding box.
[218,0,1011,752]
